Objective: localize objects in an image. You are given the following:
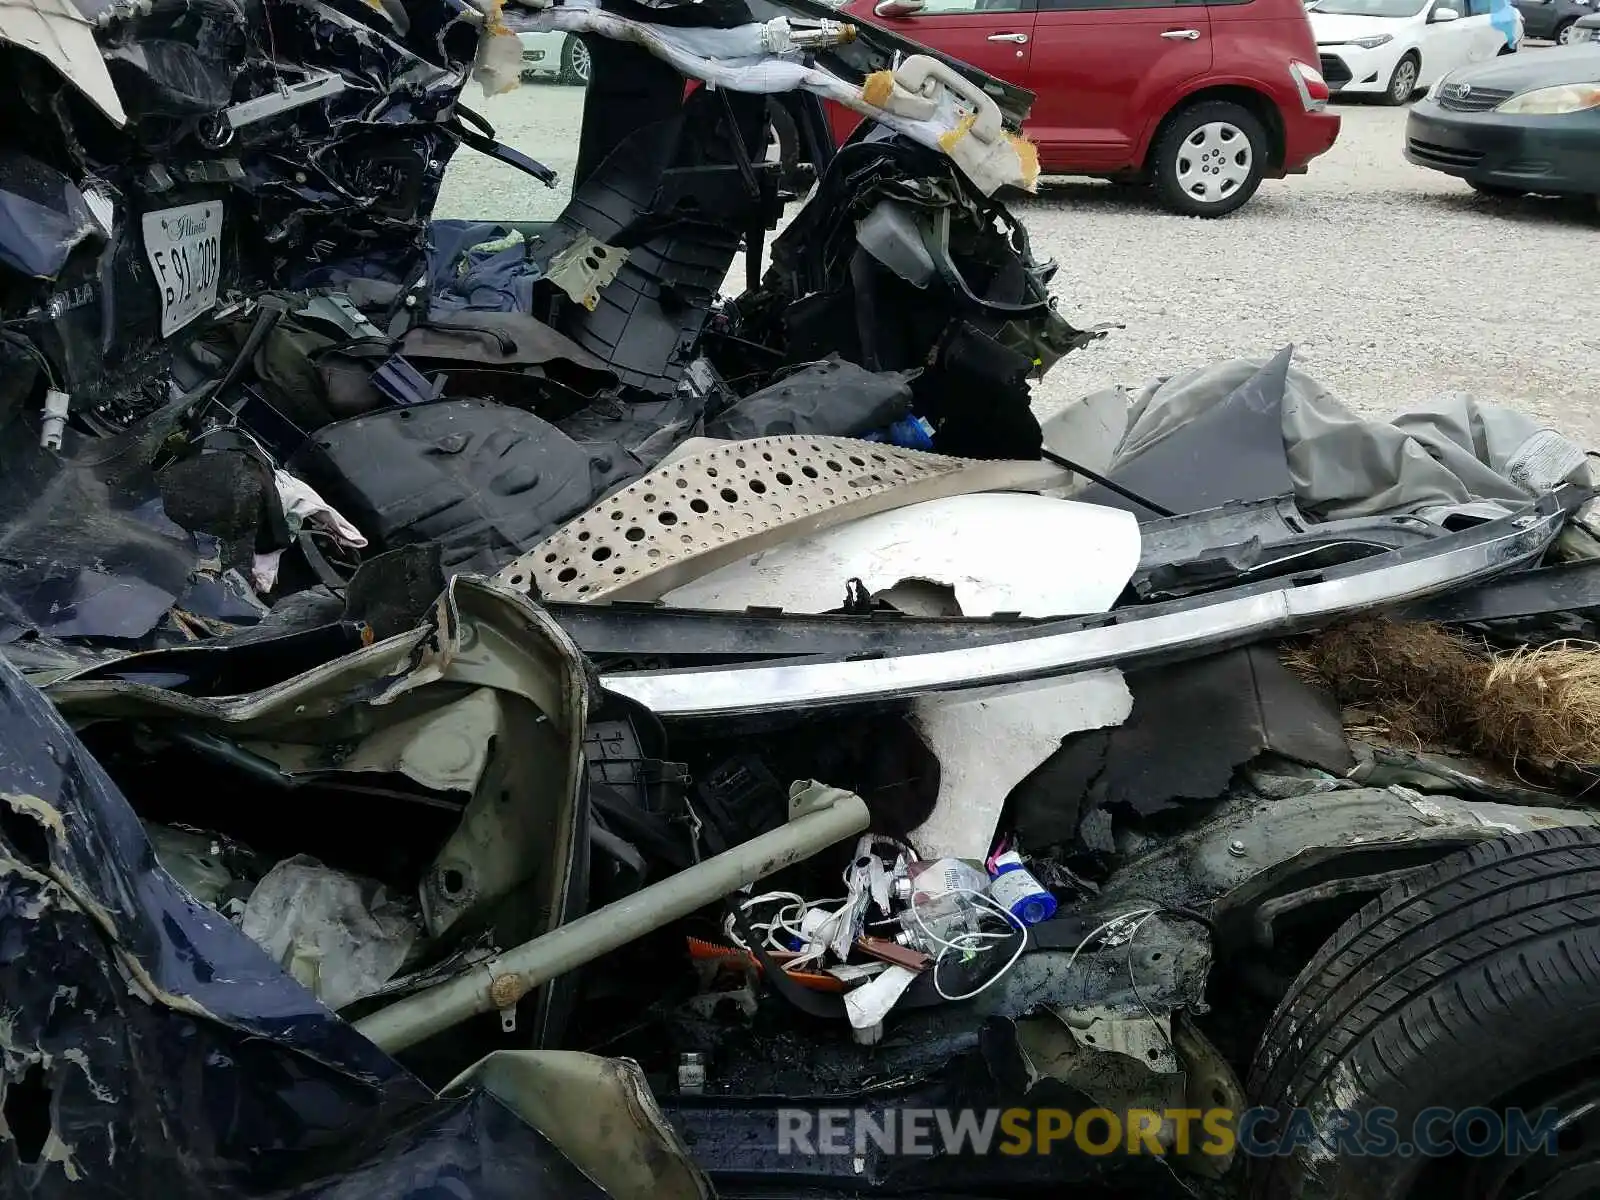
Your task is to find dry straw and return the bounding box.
[1286,619,1600,773]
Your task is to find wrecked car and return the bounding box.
[6,1,1600,1199]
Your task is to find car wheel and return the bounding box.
[1556,19,1577,43]
[559,35,591,86]
[1247,827,1600,1200]
[1382,54,1420,106]
[1149,100,1268,218]
[1470,181,1526,198]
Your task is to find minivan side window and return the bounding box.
[1463,0,1493,14]
[1035,0,1204,11]
[916,0,1030,11]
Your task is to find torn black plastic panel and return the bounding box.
[533,87,775,396]
[0,653,606,1199]
[1005,645,1353,853]
[704,355,914,441]
[288,398,643,575]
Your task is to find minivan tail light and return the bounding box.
[1290,60,1330,112]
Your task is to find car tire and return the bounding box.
[559,35,591,86]
[1470,181,1526,198]
[1381,53,1420,106]
[1149,100,1268,218]
[1556,18,1577,44]
[1246,827,1600,1200]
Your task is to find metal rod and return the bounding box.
[355,786,871,1053]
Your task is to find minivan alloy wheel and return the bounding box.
[1175,122,1253,204]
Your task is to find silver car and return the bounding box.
[517,30,590,85]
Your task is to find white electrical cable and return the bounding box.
[920,886,1029,1002]
[1061,905,1161,979]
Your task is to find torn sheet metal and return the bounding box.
[0,649,612,1199]
[444,1052,711,1200]
[498,437,1072,604]
[601,496,1566,716]
[46,576,591,949]
[0,405,202,643]
[663,493,1140,618]
[910,672,1133,860]
[0,152,102,281]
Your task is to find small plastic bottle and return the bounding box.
[894,891,985,952]
[988,850,1057,926]
[891,857,992,907]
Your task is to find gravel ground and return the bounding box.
[436,71,1600,441]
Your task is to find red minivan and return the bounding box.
[828,0,1342,216]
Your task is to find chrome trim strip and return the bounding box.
[599,507,1563,718]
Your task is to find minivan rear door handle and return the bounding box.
[986,31,1029,42]
[1161,27,1202,38]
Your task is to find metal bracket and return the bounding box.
[788,780,841,821]
[546,234,625,311]
[1058,1005,1178,1074]
[226,71,347,131]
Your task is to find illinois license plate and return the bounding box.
[142,201,223,337]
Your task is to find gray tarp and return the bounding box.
[1098,352,1596,525]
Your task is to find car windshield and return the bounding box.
[1310,0,1427,15]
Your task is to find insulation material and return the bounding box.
[662,493,1140,618]
[239,855,421,1010]
[506,2,1032,193]
[910,673,1134,860]
[473,26,525,97]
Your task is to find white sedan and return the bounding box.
[517,31,591,86]
[1310,0,1524,104]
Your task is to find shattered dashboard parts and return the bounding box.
[599,497,1568,717]
[498,435,1072,603]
